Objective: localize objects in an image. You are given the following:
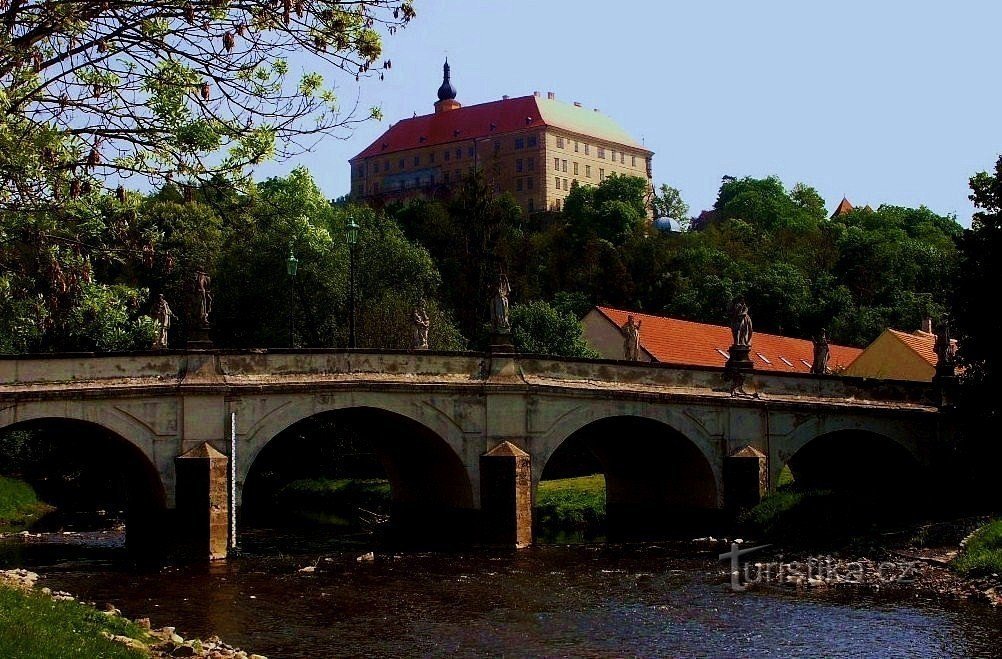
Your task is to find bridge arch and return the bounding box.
[0,404,168,507]
[534,403,722,538]
[771,415,926,491]
[237,396,475,542]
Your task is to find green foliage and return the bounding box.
[535,475,606,532]
[510,300,598,357]
[952,519,1002,577]
[278,478,391,512]
[0,475,52,529]
[0,586,149,658]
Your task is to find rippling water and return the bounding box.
[2,529,1000,658]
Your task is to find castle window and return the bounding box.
[553,157,559,170]
[584,144,590,155]
[631,155,636,167]
[494,141,501,155]
[599,168,605,181]
[444,171,450,183]
[574,141,579,153]
[598,147,605,159]
[527,176,534,190]
[516,158,523,173]
[528,198,534,212]
[444,150,450,161]
[429,152,435,163]
[563,178,568,191]
[414,155,421,166]
[398,158,405,169]
[573,162,579,175]
[456,148,462,160]
[561,159,567,173]
[555,176,560,190]
[528,134,538,147]
[516,178,523,192]
[585,165,591,178]
[528,157,535,171]
[556,136,565,148]
[611,149,616,162]
[515,137,525,150]
[621,152,625,164]
[384,161,390,172]
[468,147,475,158]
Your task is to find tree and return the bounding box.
[0,0,414,211]
[652,183,689,228]
[954,156,1002,419]
[510,300,597,358]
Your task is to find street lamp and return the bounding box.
[346,217,360,349]
[286,241,298,348]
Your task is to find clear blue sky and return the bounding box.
[260,0,1002,224]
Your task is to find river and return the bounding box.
[2,528,1000,658]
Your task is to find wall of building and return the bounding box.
[843,331,935,382]
[542,128,652,212]
[581,309,654,362]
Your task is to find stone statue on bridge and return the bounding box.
[491,271,511,334]
[934,318,957,374]
[811,329,831,375]
[194,270,212,328]
[152,294,176,350]
[412,300,430,350]
[622,315,642,361]
[729,297,753,348]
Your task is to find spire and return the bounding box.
[437,58,457,101]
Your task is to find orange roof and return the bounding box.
[831,196,854,219]
[351,94,650,161]
[888,329,938,367]
[595,306,863,374]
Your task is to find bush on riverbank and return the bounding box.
[0,585,149,658]
[0,475,53,530]
[953,519,1002,577]
[535,475,606,532]
[278,478,391,512]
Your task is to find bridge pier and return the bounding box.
[724,445,768,511]
[480,442,533,548]
[174,442,229,560]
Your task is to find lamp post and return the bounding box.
[346,218,360,349]
[286,241,298,348]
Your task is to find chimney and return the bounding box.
[547,92,555,100]
[920,317,933,334]
[502,95,509,100]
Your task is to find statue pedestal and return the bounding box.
[187,325,213,351]
[725,344,754,372]
[489,331,515,354]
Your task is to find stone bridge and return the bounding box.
[0,349,947,558]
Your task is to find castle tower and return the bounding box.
[434,59,461,113]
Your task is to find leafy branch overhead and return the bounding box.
[0,0,415,210]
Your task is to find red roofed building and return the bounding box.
[582,306,863,374]
[349,60,654,214]
[843,321,953,382]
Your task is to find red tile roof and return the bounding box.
[350,95,650,161]
[595,306,863,374]
[888,329,938,367]
[831,196,855,219]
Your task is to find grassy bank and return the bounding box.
[0,475,53,530]
[535,474,606,532]
[278,478,391,512]
[953,519,1002,577]
[0,585,149,658]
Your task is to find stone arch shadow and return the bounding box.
[237,395,475,542]
[771,416,928,496]
[533,403,723,538]
[0,412,168,549]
